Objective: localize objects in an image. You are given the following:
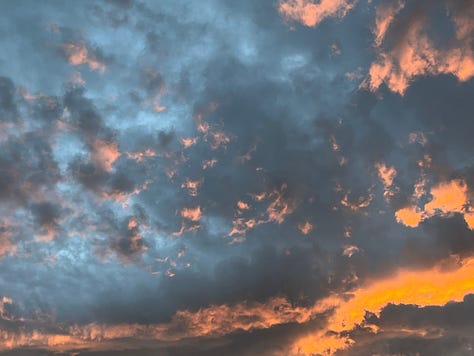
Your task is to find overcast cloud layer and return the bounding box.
[0,0,474,355]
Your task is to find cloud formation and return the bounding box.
[278,0,355,27]
[0,0,473,355]
[366,0,474,94]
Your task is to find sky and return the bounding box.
[0,0,474,355]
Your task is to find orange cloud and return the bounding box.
[237,200,250,210]
[101,180,152,208]
[291,255,474,355]
[63,42,106,73]
[207,130,231,150]
[375,162,396,188]
[297,221,313,235]
[180,137,198,149]
[373,0,405,46]
[278,0,355,28]
[375,162,398,202]
[0,297,327,353]
[202,158,218,170]
[153,104,166,113]
[266,183,294,224]
[0,226,16,258]
[340,191,373,211]
[464,211,474,230]
[194,102,218,134]
[395,205,423,228]
[180,207,201,222]
[229,185,296,236]
[250,192,267,202]
[366,3,474,94]
[91,139,121,172]
[127,218,138,230]
[181,179,202,197]
[5,255,474,355]
[126,149,156,163]
[193,103,230,150]
[424,179,468,215]
[228,217,257,237]
[342,244,360,257]
[328,135,348,166]
[395,179,474,229]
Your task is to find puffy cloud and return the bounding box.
[395,205,424,228]
[395,179,474,229]
[278,0,355,27]
[91,139,121,173]
[366,0,474,94]
[63,41,107,73]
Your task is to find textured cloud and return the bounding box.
[278,0,355,27]
[395,179,474,229]
[0,0,473,355]
[63,41,107,73]
[366,0,474,94]
[292,255,474,355]
[0,295,336,354]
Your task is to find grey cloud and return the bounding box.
[0,77,17,122]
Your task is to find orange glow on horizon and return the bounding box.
[3,256,474,355]
[292,255,474,355]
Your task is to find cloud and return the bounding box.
[373,0,405,47]
[0,1,473,355]
[63,41,107,73]
[395,205,424,227]
[0,295,328,353]
[0,77,18,122]
[395,179,474,229]
[278,0,355,27]
[0,224,16,258]
[366,0,474,94]
[180,206,201,222]
[291,255,474,355]
[91,139,121,173]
